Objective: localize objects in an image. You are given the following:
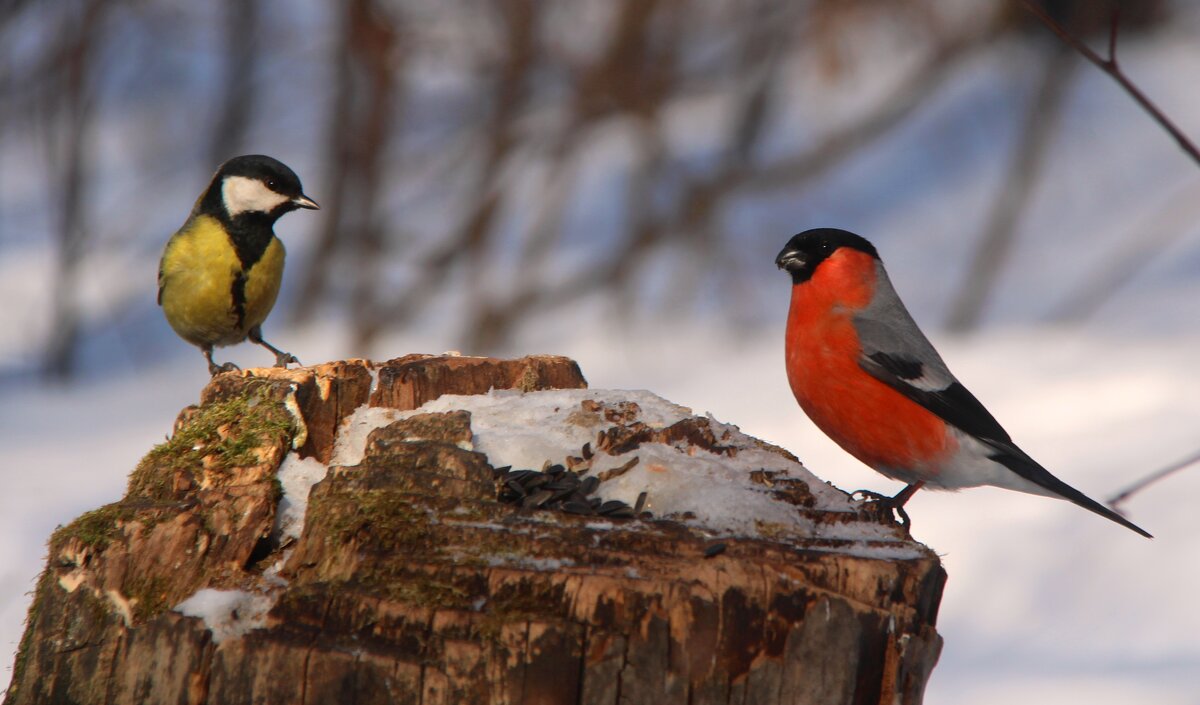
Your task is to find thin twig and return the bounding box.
[1109,450,1200,509]
[1019,0,1200,168]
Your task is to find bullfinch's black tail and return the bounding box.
[988,446,1153,538]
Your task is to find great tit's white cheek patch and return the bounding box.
[222,176,289,216]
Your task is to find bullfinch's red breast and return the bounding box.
[776,228,1150,537]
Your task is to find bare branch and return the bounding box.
[1020,0,1200,168]
[1109,449,1200,509]
[739,29,991,196]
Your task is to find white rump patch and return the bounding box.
[222,175,289,216]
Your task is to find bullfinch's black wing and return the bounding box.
[849,265,1011,445]
[851,265,1152,538]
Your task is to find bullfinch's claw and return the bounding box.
[851,489,913,529]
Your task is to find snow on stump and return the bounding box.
[6,354,945,705]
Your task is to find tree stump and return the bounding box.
[6,354,944,705]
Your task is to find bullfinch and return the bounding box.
[775,227,1150,537]
[158,155,319,376]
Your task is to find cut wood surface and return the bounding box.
[6,354,944,705]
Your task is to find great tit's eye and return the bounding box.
[266,179,278,190]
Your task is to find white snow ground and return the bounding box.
[332,386,913,552]
[1,321,1197,702]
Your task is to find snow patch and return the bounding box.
[175,589,275,644]
[331,406,406,467]
[275,453,329,542]
[411,389,691,472]
[325,387,908,549]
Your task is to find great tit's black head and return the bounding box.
[775,228,878,284]
[205,154,319,221]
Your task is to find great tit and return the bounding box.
[158,155,319,376]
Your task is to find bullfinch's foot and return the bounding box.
[852,490,912,528]
[851,482,923,529]
[850,489,889,503]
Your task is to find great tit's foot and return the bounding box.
[248,328,299,368]
[207,361,241,377]
[203,347,240,377]
[273,351,299,368]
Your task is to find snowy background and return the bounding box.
[2,1,1200,701]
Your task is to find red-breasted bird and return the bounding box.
[775,228,1150,537]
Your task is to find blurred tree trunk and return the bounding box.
[945,41,1075,333]
[207,0,261,166]
[42,1,105,380]
[293,0,400,328]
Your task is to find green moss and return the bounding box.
[51,504,137,551]
[385,579,472,610]
[322,489,434,554]
[488,579,566,618]
[129,382,295,500]
[8,567,54,693]
[127,574,172,622]
[474,579,568,642]
[517,365,541,393]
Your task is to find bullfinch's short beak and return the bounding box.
[775,246,804,271]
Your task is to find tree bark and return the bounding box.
[6,355,943,705]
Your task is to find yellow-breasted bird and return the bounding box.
[158,155,319,376]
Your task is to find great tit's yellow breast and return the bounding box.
[160,214,273,347]
[242,238,285,330]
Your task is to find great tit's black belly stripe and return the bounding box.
[231,271,248,329]
[225,215,276,270]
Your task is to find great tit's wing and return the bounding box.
[157,261,165,306]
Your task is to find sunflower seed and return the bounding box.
[597,500,629,515]
[504,479,527,498]
[597,456,640,482]
[521,489,555,509]
[562,500,594,515]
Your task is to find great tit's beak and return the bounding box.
[293,194,320,210]
[775,246,804,272]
